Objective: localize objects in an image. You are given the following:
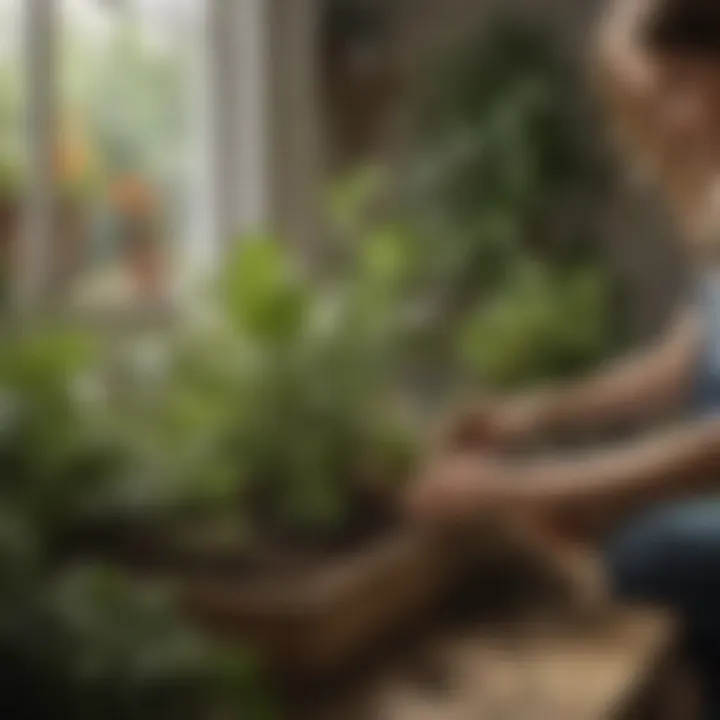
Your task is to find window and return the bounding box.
[59,0,209,311]
[0,0,26,307]
[3,0,272,319]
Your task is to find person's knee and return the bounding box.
[604,499,720,608]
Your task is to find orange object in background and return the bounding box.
[127,235,166,301]
[54,121,94,192]
[110,175,167,301]
[109,174,160,220]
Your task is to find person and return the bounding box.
[405,0,720,716]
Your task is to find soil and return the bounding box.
[62,489,403,582]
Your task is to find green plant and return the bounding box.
[0,326,126,536]
[214,232,417,537]
[0,551,275,719]
[0,57,24,206]
[456,260,612,390]
[0,324,277,719]
[382,17,619,390]
[0,150,24,204]
[406,18,607,312]
[107,221,420,543]
[221,186,421,534]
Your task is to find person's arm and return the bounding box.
[530,308,700,437]
[409,414,720,537]
[450,309,700,449]
[510,416,720,539]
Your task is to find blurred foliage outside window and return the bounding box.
[59,0,206,309]
[0,0,206,310]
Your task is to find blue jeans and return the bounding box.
[606,498,720,718]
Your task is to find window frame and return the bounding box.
[17,0,272,320]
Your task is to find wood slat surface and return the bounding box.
[304,609,680,720]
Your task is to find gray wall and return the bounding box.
[267,0,327,257]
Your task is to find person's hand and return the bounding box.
[440,394,547,452]
[405,452,517,527]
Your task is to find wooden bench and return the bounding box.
[305,609,688,720]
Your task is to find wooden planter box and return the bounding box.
[304,608,681,720]
[68,512,623,685]
[63,514,473,680]
[180,528,470,680]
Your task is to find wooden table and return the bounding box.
[303,609,689,720]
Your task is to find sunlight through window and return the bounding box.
[59,0,208,311]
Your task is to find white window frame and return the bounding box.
[18,0,272,320]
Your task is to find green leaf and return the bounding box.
[219,237,308,346]
[326,165,387,236]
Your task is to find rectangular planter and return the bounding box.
[67,514,619,684]
[180,528,470,679]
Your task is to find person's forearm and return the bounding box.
[530,314,698,438]
[536,355,682,434]
[523,418,720,532]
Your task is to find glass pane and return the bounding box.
[0,0,25,309]
[59,0,207,310]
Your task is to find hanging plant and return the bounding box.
[406,18,609,312]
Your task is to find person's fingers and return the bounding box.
[402,459,437,514]
[404,477,444,525]
[405,459,466,523]
[405,454,500,525]
[446,412,484,448]
[444,406,495,452]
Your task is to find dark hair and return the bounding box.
[644,0,720,56]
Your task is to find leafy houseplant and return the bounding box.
[0,551,275,719]
[0,326,121,537]
[216,169,423,542]
[394,18,617,392]
[108,227,419,549]
[406,19,609,317]
[0,325,277,719]
[456,260,612,390]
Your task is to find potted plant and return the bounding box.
[0,324,278,719]
[60,208,475,680]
